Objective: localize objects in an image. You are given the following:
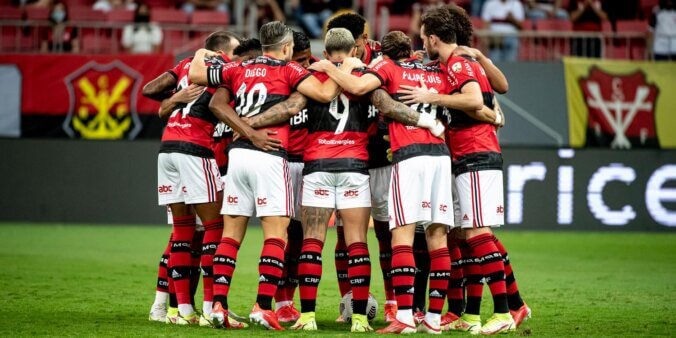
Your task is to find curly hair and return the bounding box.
[420,6,456,44]
[326,13,366,39]
[381,31,411,60]
[233,38,262,57]
[442,4,473,46]
[292,30,311,53]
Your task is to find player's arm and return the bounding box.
[246,92,308,128]
[309,59,380,96]
[452,46,509,94]
[188,48,218,86]
[209,87,282,151]
[399,81,484,114]
[370,88,444,137]
[142,72,177,101]
[157,84,204,119]
[296,75,341,103]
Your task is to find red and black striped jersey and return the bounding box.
[160,54,229,158]
[442,55,502,175]
[303,66,371,175]
[287,108,308,162]
[363,41,383,66]
[207,55,312,158]
[367,59,450,163]
[362,41,390,168]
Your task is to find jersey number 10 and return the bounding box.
[235,83,268,117]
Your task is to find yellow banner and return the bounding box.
[564,57,676,149]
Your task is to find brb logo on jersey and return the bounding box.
[63,60,143,139]
[579,67,659,149]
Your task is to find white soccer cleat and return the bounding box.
[148,303,167,322]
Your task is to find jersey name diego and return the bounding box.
[368,59,450,163]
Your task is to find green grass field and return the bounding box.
[0,224,674,336]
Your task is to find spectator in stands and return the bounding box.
[40,2,79,53]
[93,0,137,12]
[181,0,229,14]
[121,3,162,53]
[568,0,608,58]
[650,0,676,60]
[295,0,334,38]
[472,0,486,17]
[410,0,446,44]
[525,0,568,19]
[482,0,525,62]
[250,0,285,28]
[13,0,51,7]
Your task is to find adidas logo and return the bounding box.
[429,290,442,298]
[463,214,469,221]
[406,287,415,294]
[215,276,228,284]
[171,270,181,279]
[259,275,268,283]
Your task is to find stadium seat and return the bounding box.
[81,34,114,54]
[151,8,188,24]
[616,19,649,33]
[470,16,485,30]
[64,0,92,8]
[191,10,229,26]
[162,29,188,53]
[0,6,22,20]
[68,6,106,22]
[616,20,648,59]
[534,19,572,31]
[387,14,410,32]
[106,9,134,22]
[25,7,50,20]
[533,19,572,61]
[145,0,173,8]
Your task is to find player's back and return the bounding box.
[161,56,227,158]
[221,55,311,155]
[369,59,449,163]
[444,55,501,165]
[303,66,371,174]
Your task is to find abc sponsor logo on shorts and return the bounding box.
[257,197,267,206]
[421,201,431,209]
[439,204,448,213]
[315,189,329,197]
[343,190,359,198]
[227,195,238,204]
[158,185,172,194]
[496,205,504,214]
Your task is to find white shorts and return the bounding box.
[289,161,304,221]
[369,165,391,222]
[157,152,222,206]
[302,172,371,209]
[388,156,454,230]
[166,207,204,230]
[221,148,293,217]
[455,170,505,228]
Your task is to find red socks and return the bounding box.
[156,234,171,293]
[427,248,450,314]
[375,222,395,302]
[335,227,350,296]
[169,215,196,306]
[492,235,525,311]
[200,219,223,304]
[212,237,240,309]
[298,238,324,312]
[256,238,286,310]
[461,239,484,315]
[447,238,465,316]
[467,233,509,314]
[391,245,416,311]
[348,242,371,315]
[276,219,303,304]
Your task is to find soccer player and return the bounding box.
[273,31,313,323]
[326,12,398,322]
[188,21,341,330]
[398,5,519,334]
[285,27,374,333]
[142,31,241,326]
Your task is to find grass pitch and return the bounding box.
[0,223,674,336]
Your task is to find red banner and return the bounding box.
[0,54,173,139]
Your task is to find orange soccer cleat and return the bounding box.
[376,318,417,334]
[384,303,398,322]
[249,303,284,330]
[275,302,300,323]
[510,302,532,328]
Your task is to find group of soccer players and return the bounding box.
[142,4,531,335]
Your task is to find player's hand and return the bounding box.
[340,57,366,72]
[452,45,483,60]
[173,84,204,104]
[308,59,335,73]
[412,50,425,62]
[493,96,505,128]
[250,129,282,151]
[398,78,434,105]
[367,39,379,51]
[430,119,446,138]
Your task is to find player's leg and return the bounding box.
[412,225,429,324]
[334,220,350,298]
[441,228,465,329]
[370,165,396,322]
[167,202,197,323]
[461,170,515,334]
[493,234,531,326]
[149,231,172,322]
[189,223,204,309]
[336,172,373,332]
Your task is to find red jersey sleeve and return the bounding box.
[311,70,330,83]
[366,59,391,89]
[210,62,238,91]
[285,61,312,90]
[446,57,478,92]
[167,58,190,80]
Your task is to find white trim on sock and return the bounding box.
[178,304,195,316]
[202,301,213,316]
[154,291,169,305]
[275,300,292,310]
[396,309,415,326]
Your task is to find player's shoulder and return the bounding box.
[447,55,476,76]
[370,58,393,72]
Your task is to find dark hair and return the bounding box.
[326,13,366,39]
[233,38,262,57]
[205,31,241,53]
[292,30,311,53]
[443,4,472,46]
[259,21,292,51]
[420,6,457,44]
[381,31,411,60]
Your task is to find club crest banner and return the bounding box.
[564,57,676,149]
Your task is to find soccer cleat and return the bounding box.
[290,312,318,331]
[440,312,460,330]
[276,302,301,323]
[417,320,442,334]
[480,313,515,335]
[249,303,284,330]
[414,311,425,325]
[149,302,167,322]
[351,314,373,332]
[199,312,212,327]
[165,307,179,324]
[376,318,417,334]
[510,303,531,328]
[448,314,482,335]
[175,312,199,325]
[210,302,248,329]
[384,303,397,322]
[335,314,346,323]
